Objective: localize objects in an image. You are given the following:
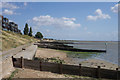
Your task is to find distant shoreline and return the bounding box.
[43,39,118,43]
[56,40,118,42]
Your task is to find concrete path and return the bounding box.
[13,45,37,60]
[0,44,37,79]
[1,43,31,61]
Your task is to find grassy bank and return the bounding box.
[1,30,39,51]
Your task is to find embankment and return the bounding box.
[1,30,39,79]
[1,57,15,78]
[1,43,31,78]
[1,44,38,79]
[2,30,39,51]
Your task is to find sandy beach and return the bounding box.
[35,48,67,60]
[35,48,118,70]
[11,48,118,79]
[12,68,111,80]
[79,59,118,70]
[14,68,66,78]
[35,48,72,64]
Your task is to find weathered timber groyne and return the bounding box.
[11,57,120,79]
[35,41,106,52]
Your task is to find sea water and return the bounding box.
[66,41,118,65]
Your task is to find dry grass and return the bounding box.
[1,30,39,51]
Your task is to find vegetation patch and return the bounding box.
[34,57,65,63]
[7,69,18,80]
[58,50,100,59]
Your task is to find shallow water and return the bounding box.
[66,41,118,65]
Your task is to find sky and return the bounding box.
[1,2,118,41]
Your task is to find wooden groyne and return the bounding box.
[35,41,106,52]
[11,57,120,79]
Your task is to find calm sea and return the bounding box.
[67,41,118,65]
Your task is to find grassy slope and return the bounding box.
[1,30,39,51]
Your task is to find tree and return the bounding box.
[28,27,32,37]
[23,23,29,35]
[35,32,43,39]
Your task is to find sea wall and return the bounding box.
[1,43,34,79]
[1,57,15,78]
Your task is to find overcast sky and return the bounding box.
[1,2,118,41]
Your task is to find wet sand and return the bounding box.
[80,59,118,70]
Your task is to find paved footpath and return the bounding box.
[0,43,33,61]
[0,44,37,79]
[13,45,37,60]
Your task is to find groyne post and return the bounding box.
[97,66,101,78]
[79,64,81,76]
[40,60,42,71]
[116,68,119,80]
[21,57,24,68]
[12,56,15,67]
[59,62,62,74]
